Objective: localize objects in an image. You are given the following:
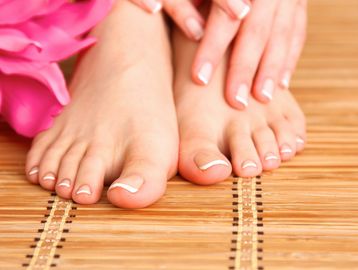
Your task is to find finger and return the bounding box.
[225,0,279,109]
[192,4,240,86]
[163,0,205,41]
[129,0,163,14]
[280,0,308,89]
[213,0,251,20]
[252,0,298,102]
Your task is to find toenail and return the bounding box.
[58,179,71,188]
[43,173,56,181]
[194,153,230,171]
[29,167,39,176]
[262,79,274,101]
[198,160,230,170]
[235,84,249,107]
[296,137,305,144]
[76,185,92,195]
[197,61,213,85]
[241,160,258,169]
[281,71,291,89]
[109,176,144,194]
[280,144,293,154]
[264,153,279,161]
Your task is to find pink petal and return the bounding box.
[0,0,47,25]
[0,28,42,52]
[0,73,63,138]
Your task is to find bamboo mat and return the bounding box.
[1,0,358,269]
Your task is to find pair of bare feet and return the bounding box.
[25,2,306,209]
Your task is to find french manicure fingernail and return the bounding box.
[29,166,39,176]
[58,179,71,188]
[241,160,258,169]
[109,176,144,193]
[296,137,305,144]
[197,62,213,85]
[262,79,274,101]
[264,153,279,161]
[43,173,56,181]
[235,84,249,107]
[142,0,162,13]
[185,17,204,40]
[280,144,293,154]
[227,0,250,19]
[76,185,92,195]
[281,71,291,89]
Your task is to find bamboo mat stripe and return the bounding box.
[22,193,75,270]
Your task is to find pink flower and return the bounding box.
[0,0,113,137]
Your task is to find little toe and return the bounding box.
[56,142,88,199]
[252,126,281,171]
[229,127,262,177]
[179,136,231,185]
[270,118,297,161]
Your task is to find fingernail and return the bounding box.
[109,176,144,194]
[235,84,249,107]
[76,185,92,195]
[241,160,258,169]
[185,17,204,40]
[296,137,305,145]
[281,71,291,89]
[264,153,279,161]
[197,62,213,85]
[43,173,56,181]
[58,179,71,188]
[262,79,274,101]
[280,144,293,154]
[227,0,250,19]
[142,0,162,13]
[29,166,39,176]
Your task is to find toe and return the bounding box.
[252,126,281,171]
[56,142,88,199]
[26,131,57,184]
[179,136,231,185]
[38,138,72,191]
[228,125,262,177]
[269,117,297,161]
[71,145,109,205]
[108,139,175,209]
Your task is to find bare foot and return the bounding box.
[173,27,306,185]
[26,2,178,208]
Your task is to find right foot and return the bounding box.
[173,29,306,185]
[25,2,178,208]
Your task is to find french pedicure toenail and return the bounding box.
[76,185,92,195]
[264,153,279,161]
[281,71,291,89]
[262,79,274,101]
[142,0,162,13]
[109,177,144,194]
[185,17,204,41]
[197,62,213,85]
[43,173,56,181]
[58,179,71,188]
[241,160,258,169]
[29,166,39,176]
[235,84,249,107]
[198,160,230,171]
[227,0,250,19]
[280,144,293,154]
[194,153,230,171]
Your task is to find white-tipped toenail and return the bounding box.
[185,17,204,40]
[235,84,249,107]
[265,153,279,161]
[281,71,291,89]
[43,174,56,181]
[262,79,274,101]
[296,137,305,144]
[29,167,39,176]
[242,160,258,169]
[58,179,71,188]
[109,177,144,193]
[199,160,230,171]
[76,185,91,195]
[142,0,162,13]
[197,62,213,85]
[280,145,293,154]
